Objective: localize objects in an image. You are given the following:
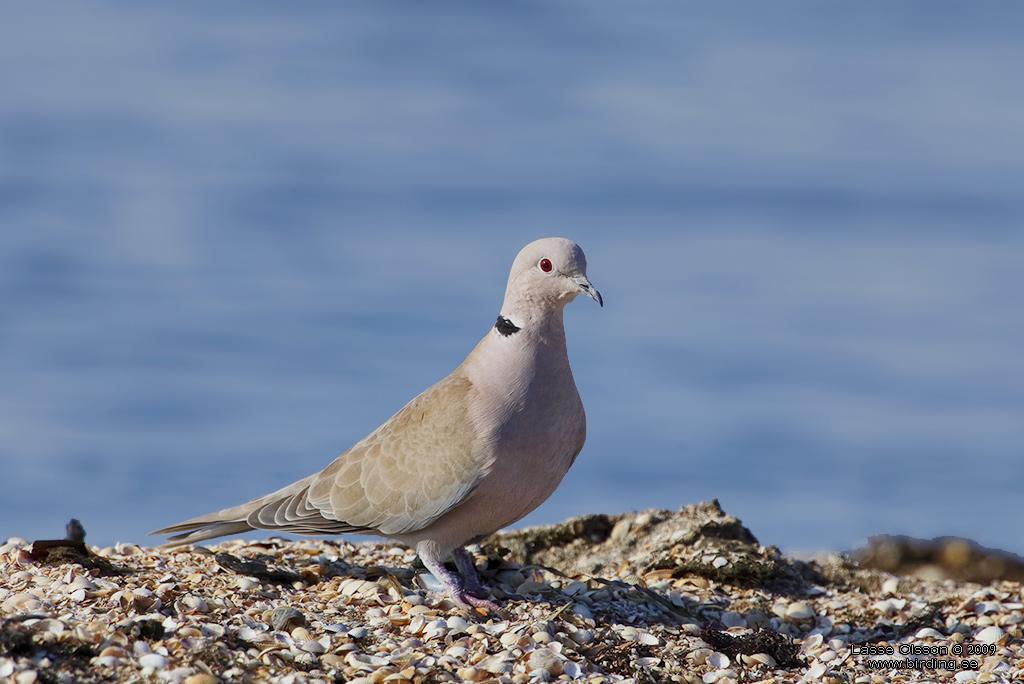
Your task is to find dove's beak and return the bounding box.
[573,275,603,307]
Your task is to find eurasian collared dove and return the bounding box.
[151,237,601,610]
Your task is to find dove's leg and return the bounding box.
[416,541,501,613]
[452,546,490,598]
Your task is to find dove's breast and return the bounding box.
[396,316,586,549]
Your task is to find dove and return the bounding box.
[151,237,602,610]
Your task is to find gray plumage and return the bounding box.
[151,237,601,609]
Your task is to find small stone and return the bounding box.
[720,611,746,629]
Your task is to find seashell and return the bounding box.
[637,630,661,646]
[528,648,564,676]
[138,653,168,669]
[499,630,525,648]
[801,633,824,653]
[407,604,435,615]
[290,626,314,642]
[321,653,347,669]
[299,639,326,654]
[478,652,515,674]
[568,628,594,645]
[484,620,510,635]
[975,625,1004,644]
[785,601,816,621]
[456,667,485,682]
[99,646,129,659]
[234,577,260,591]
[179,595,208,613]
[806,663,827,679]
[33,619,66,637]
[236,627,270,644]
[423,618,448,635]
[347,626,368,639]
[707,652,729,669]
[68,577,97,594]
[200,623,225,639]
[2,593,45,613]
[382,676,411,684]
[563,581,589,596]
[264,606,304,631]
[183,676,221,684]
[346,651,389,668]
[446,616,470,632]
[740,653,777,668]
[443,645,468,660]
[872,598,906,616]
[618,626,640,641]
[915,627,944,640]
[562,661,582,679]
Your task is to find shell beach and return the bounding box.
[2,501,1022,684]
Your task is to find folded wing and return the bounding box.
[152,372,486,546]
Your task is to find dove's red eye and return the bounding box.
[539,258,553,273]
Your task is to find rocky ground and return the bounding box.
[1,501,1022,684]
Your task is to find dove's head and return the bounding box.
[504,237,602,311]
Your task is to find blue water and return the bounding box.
[2,2,1022,557]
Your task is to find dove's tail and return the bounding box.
[151,519,255,548]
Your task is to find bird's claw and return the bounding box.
[450,589,506,617]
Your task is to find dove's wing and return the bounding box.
[154,370,487,545]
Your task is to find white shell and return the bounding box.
[975,625,1004,644]
[707,652,730,668]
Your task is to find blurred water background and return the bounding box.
[2,2,1022,556]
